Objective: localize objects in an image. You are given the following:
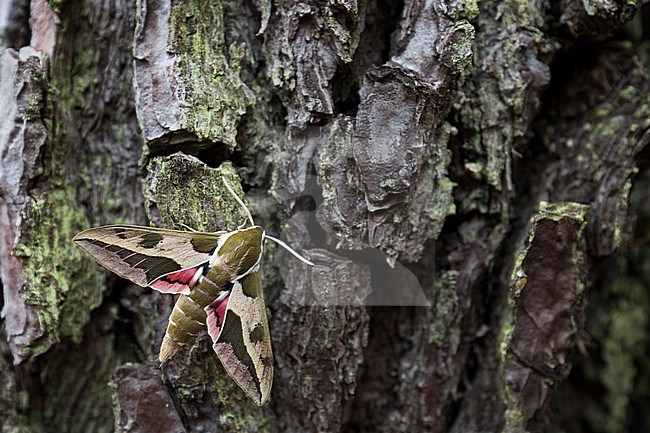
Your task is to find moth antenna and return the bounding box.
[265,234,314,266]
[180,223,199,232]
[221,176,255,227]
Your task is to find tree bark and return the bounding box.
[1,1,649,432]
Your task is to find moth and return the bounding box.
[72,178,313,406]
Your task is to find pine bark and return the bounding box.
[1,1,649,433]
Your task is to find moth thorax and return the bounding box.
[214,226,264,278]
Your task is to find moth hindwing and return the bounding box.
[207,270,273,405]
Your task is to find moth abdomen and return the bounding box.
[158,268,232,361]
[159,293,206,361]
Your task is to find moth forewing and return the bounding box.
[213,270,273,406]
[72,225,222,290]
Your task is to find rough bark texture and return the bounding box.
[1,1,649,433]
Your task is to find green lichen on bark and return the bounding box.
[166,0,255,149]
[9,0,146,361]
[10,0,139,360]
[5,1,145,428]
[0,43,100,364]
[145,154,249,231]
[457,1,551,214]
[426,271,460,347]
[10,45,107,357]
[460,0,480,20]
[322,1,364,64]
[584,273,647,433]
[446,20,476,82]
[11,128,116,428]
[13,189,105,357]
[501,406,526,433]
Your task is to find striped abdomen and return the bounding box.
[158,266,231,361]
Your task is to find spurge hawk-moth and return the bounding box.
[72,178,313,406]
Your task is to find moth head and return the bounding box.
[216,226,265,277]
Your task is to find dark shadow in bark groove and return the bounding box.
[109,279,149,363]
[285,0,398,120]
[540,40,599,108]
[1,0,31,49]
[342,306,409,433]
[193,145,233,169]
[331,63,360,118]
[160,362,192,432]
[146,143,231,169]
[353,0,404,77]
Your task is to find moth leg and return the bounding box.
[180,223,199,232]
[179,223,227,236]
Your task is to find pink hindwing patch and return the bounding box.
[151,266,204,295]
[206,293,230,341]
